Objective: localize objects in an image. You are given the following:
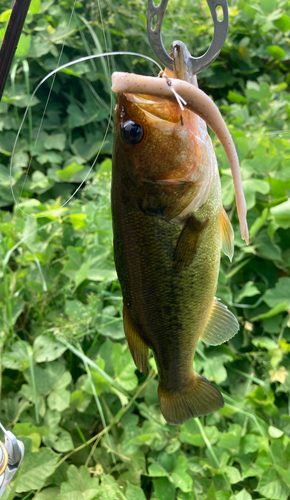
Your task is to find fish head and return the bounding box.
[113,90,216,219]
[114,92,198,180]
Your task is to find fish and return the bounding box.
[111,61,248,425]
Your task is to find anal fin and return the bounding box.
[173,215,208,273]
[221,207,234,261]
[200,298,239,346]
[123,304,149,375]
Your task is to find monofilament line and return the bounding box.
[10,52,163,218]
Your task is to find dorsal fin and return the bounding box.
[221,208,234,262]
[200,298,239,346]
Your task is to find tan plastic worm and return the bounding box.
[111,72,249,244]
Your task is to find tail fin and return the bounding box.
[158,373,224,425]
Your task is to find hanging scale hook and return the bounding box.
[147,0,229,74]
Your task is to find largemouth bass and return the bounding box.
[111,64,248,425]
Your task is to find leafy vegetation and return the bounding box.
[0,0,290,499]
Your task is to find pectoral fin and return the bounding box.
[123,304,149,375]
[173,215,208,272]
[200,298,239,345]
[221,208,234,261]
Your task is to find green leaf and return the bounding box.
[200,353,232,384]
[225,465,242,484]
[13,423,49,438]
[0,9,11,22]
[126,482,146,500]
[153,477,176,500]
[243,179,270,209]
[29,0,41,14]
[246,81,271,101]
[23,215,37,247]
[43,430,74,452]
[227,91,247,104]
[273,14,290,32]
[44,133,66,151]
[70,213,87,229]
[206,483,217,500]
[263,277,290,309]
[65,300,91,322]
[218,424,242,451]
[15,34,31,57]
[34,335,67,363]
[270,199,290,229]
[255,229,281,261]
[267,45,286,59]
[268,426,283,438]
[256,466,290,499]
[251,302,288,321]
[23,362,71,412]
[72,134,105,161]
[99,318,125,340]
[240,434,260,454]
[67,246,82,268]
[75,258,91,288]
[112,344,138,391]
[33,487,61,500]
[56,163,84,182]
[87,263,117,282]
[180,421,220,446]
[172,456,192,492]
[235,282,260,302]
[252,337,277,351]
[260,0,277,13]
[231,489,252,500]
[60,465,100,500]
[47,370,71,411]
[2,341,30,370]
[148,462,170,477]
[16,438,59,493]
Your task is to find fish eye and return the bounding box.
[121,120,144,145]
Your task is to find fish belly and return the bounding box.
[112,166,223,415]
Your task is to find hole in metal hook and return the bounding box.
[151,14,157,31]
[216,4,224,22]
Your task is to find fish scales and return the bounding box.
[112,78,241,424]
[112,167,222,384]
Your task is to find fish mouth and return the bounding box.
[121,92,186,125]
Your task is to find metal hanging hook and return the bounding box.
[147,0,229,74]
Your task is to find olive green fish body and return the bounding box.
[112,91,238,424]
[112,164,221,383]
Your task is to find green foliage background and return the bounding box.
[0,0,290,498]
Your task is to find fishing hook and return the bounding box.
[0,423,24,497]
[147,0,229,74]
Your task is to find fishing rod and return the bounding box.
[0,1,30,493]
[0,0,32,100]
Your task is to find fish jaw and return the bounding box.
[113,92,216,220]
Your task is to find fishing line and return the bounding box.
[3,0,80,290]
[10,51,163,218]
[19,0,79,200]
